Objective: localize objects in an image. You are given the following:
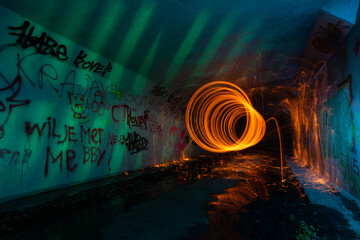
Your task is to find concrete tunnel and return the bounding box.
[0,0,360,239]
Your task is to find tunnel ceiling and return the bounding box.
[0,0,333,89]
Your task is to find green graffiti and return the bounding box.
[319,83,360,194]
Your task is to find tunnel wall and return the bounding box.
[0,6,191,203]
[316,20,360,197]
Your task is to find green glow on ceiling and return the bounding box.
[189,10,238,81]
[213,19,260,78]
[40,0,63,26]
[133,30,163,92]
[59,3,98,43]
[228,22,259,60]
[163,10,210,88]
[115,0,156,65]
[88,1,125,53]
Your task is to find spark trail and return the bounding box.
[185,81,266,153]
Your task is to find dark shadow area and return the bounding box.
[0,153,358,240]
[194,155,358,240]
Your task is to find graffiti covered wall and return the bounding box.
[301,10,352,67]
[0,6,190,203]
[317,21,360,197]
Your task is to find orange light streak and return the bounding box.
[185,81,266,153]
[266,117,284,182]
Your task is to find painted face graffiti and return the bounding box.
[68,92,90,123]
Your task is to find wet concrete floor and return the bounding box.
[0,152,358,240]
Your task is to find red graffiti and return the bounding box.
[177,130,186,155]
[169,126,186,155]
[169,126,176,147]
[312,20,349,54]
[45,147,77,176]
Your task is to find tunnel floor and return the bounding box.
[0,153,359,240]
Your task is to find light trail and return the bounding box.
[185,81,266,153]
[266,117,284,182]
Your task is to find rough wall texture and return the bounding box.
[0,6,191,203]
[317,21,360,197]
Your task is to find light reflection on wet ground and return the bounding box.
[0,153,358,240]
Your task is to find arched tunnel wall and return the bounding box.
[317,19,360,197]
[0,6,194,203]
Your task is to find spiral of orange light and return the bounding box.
[185,81,266,153]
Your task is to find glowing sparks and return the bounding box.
[185,81,266,153]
